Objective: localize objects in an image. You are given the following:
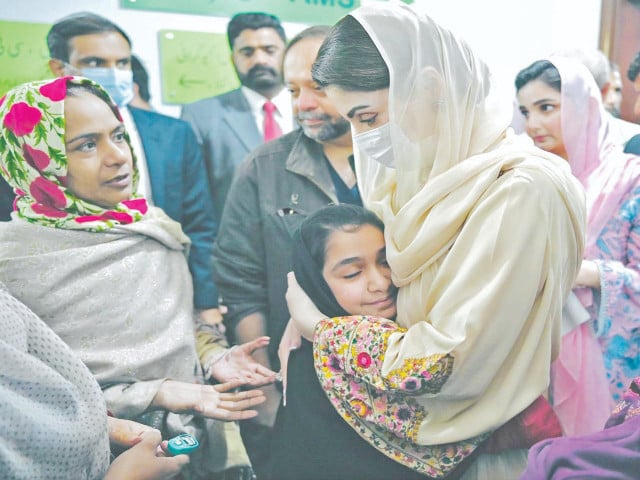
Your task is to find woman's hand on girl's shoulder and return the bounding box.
[285,272,325,340]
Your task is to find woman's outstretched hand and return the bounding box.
[152,379,265,420]
[285,272,325,340]
[207,337,278,386]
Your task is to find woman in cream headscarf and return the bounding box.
[285,3,586,479]
[0,76,268,479]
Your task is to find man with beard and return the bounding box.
[209,26,357,480]
[181,13,293,223]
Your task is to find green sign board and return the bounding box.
[0,21,52,96]
[158,30,240,105]
[122,0,360,24]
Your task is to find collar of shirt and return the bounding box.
[120,107,154,203]
[241,85,293,135]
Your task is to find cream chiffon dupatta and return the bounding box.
[313,3,586,476]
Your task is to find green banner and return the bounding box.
[122,0,361,24]
[0,21,52,96]
[158,29,240,105]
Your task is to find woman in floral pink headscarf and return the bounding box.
[0,77,266,478]
[0,76,148,228]
[515,57,640,436]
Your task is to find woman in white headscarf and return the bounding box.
[284,3,586,479]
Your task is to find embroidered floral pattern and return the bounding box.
[385,354,454,394]
[340,316,454,395]
[588,188,640,402]
[313,316,480,477]
[357,352,372,368]
[0,77,147,231]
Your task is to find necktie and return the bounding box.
[263,100,282,142]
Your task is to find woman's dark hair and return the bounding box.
[311,15,390,92]
[299,204,385,270]
[515,60,561,92]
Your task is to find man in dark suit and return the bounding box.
[45,13,223,328]
[212,25,356,480]
[181,13,294,223]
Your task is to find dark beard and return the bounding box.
[238,64,282,92]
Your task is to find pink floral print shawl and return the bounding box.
[0,77,148,230]
[547,57,640,432]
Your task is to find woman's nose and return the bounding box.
[525,113,542,132]
[104,141,129,166]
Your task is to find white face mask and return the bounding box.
[78,67,134,107]
[353,123,395,168]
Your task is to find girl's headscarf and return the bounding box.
[0,76,148,231]
[292,229,349,320]
[545,57,640,256]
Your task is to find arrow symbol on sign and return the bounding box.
[179,75,206,88]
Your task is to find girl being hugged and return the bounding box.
[271,204,430,480]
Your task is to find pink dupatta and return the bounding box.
[548,57,640,435]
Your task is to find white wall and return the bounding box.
[407,0,602,98]
[0,0,602,117]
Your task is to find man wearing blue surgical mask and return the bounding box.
[45,13,225,345]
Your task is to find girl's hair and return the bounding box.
[311,15,390,92]
[299,204,385,269]
[515,59,561,92]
